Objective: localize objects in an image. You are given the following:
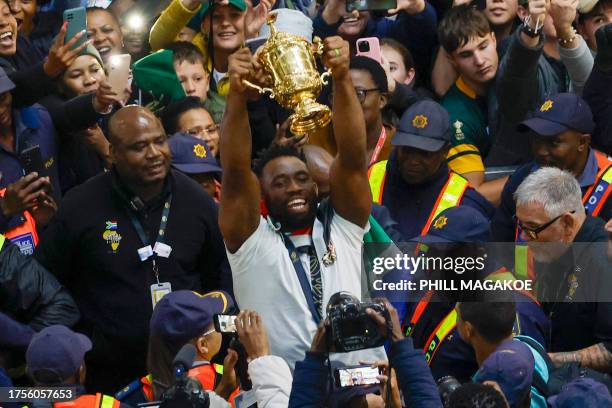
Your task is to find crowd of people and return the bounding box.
[0,0,611,405]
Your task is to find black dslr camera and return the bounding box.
[327,292,389,352]
[160,344,210,408]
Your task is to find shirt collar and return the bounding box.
[575,148,598,187]
[456,77,477,100]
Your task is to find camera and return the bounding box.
[357,41,370,53]
[437,376,461,407]
[327,292,388,353]
[159,344,210,408]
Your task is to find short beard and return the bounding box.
[268,196,319,232]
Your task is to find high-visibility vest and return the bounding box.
[403,269,530,365]
[54,393,120,408]
[514,150,612,282]
[0,188,39,255]
[368,161,470,236]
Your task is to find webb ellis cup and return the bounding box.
[243,14,332,135]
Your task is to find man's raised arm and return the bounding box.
[324,37,372,228]
[219,49,262,253]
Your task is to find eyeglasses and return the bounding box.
[187,124,220,139]
[329,88,380,105]
[201,328,216,337]
[514,210,576,240]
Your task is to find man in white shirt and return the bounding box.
[219,36,386,369]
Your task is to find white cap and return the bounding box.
[258,8,314,42]
[578,0,599,14]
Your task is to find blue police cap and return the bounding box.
[518,93,595,136]
[392,100,451,152]
[474,340,534,407]
[548,378,612,407]
[26,325,92,381]
[150,290,234,348]
[414,206,491,244]
[168,133,222,175]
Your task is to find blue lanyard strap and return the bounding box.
[127,194,172,248]
[283,236,322,325]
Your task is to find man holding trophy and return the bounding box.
[219,33,386,371]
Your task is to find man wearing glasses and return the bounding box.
[513,167,612,372]
[492,93,612,243]
[367,99,494,241]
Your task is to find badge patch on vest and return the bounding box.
[9,233,35,255]
[103,220,122,252]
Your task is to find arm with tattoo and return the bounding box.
[549,343,612,373]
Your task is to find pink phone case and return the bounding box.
[356,37,382,64]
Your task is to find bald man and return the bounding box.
[35,106,230,393]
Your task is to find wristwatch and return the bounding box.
[521,15,543,38]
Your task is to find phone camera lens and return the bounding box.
[358,42,370,52]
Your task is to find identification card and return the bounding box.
[234,390,257,408]
[153,242,172,258]
[150,282,172,309]
[138,245,154,261]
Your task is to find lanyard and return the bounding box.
[127,194,172,284]
[283,236,322,325]
[369,127,387,167]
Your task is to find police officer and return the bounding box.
[116,290,238,405]
[35,106,231,393]
[403,206,549,383]
[368,100,494,240]
[25,325,131,408]
[168,133,222,203]
[492,93,612,243]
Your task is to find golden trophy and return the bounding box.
[243,14,332,136]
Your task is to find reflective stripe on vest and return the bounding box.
[0,188,39,255]
[54,393,118,408]
[367,163,469,233]
[368,160,388,205]
[583,151,612,217]
[0,234,5,251]
[514,150,612,283]
[421,173,469,236]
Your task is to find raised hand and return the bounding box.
[388,0,426,15]
[235,310,270,360]
[93,81,121,113]
[0,173,52,218]
[321,36,350,80]
[44,22,92,78]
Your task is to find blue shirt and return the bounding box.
[492,148,611,242]
[380,152,495,240]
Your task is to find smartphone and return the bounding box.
[63,7,87,50]
[334,365,382,387]
[346,0,397,12]
[356,37,382,64]
[19,145,45,177]
[245,36,267,55]
[107,54,132,96]
[214,314,237,333]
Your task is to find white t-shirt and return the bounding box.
[227,212,387,369]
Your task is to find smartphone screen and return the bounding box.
[19,145,45,177]
[335,365,381,387]
[346,0,397,12]
[214,314,237,333]
[107,54,132,96]
[63,7,87,50]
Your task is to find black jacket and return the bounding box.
[537,216,612,353]
[0,236,79,332]
[34,169,231,376]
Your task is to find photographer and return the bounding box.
[289,298,442,407]
[234,310,293,408]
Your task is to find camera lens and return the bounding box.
[358,41,370,53]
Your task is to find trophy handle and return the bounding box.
[242,79,275,99]
[313,36,333,84]
[320,70,332,86]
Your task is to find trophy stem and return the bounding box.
[289,97,332,136]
